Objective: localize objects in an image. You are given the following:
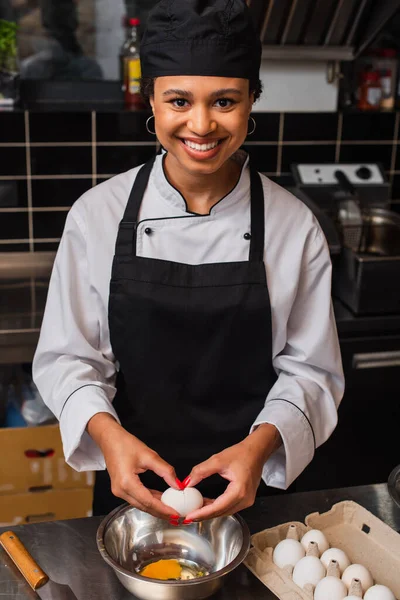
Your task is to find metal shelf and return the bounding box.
[261,45,354,61]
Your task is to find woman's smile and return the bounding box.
[179,136,226,161]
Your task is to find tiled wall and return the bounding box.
[1,110,400,252]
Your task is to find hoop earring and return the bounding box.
[247,116,256,136]
[146,115,156,135]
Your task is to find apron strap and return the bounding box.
[115,157,156,256]
[249,167,265,263]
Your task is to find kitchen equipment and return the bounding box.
[247,0,400,61]
[334,169,363,252]
[96,503,250,600]
[0,530,78,599]
[388,464,400,510]
[292,162,400,315]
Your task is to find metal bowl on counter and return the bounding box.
[96,503,250,600]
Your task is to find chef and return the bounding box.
[33,0,344,524]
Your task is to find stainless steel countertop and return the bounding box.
[1,484,400,599]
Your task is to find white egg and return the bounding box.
[342,565,374,594]
[292,555,326,589]
[321,548,351,574]
[364,584,396,600]
[300,529,329,555]
[344,596,364,599]
[272,539,305,569]
[314,576,348,600]
[161,487,203,517]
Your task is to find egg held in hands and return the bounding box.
[161,487,204,517]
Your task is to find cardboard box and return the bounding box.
[0,487,93,526]
[0,424,94,495]
[244,500,400,599]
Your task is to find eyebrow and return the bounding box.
[162,88,243,98]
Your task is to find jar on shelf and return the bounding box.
[357,70,382,111]
[375,48,397,110]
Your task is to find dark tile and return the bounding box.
[268,174,296,188]
[0,243,30,252]
[32,178,93,207]
[341,112,396,141]
[97,145,157,174]
[33,241,60,252]
[32,210,69,239]
[29,112,91,142]
[0,181,28,207]
[390,202,400,214]
[391,175,400,201]
[96,177,111,185]
[281,144,336,172]
[340,144,393,171]
[0,213,29,239]
[96,112,154,142]
[30,147,92,175]
[249,113,280,142]
[242,145,278,173]
[283,113,338,142]
[0,113,25,142]
[0,147,26,176]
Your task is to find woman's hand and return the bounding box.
[87,413,181,520]
[184,424,282,522]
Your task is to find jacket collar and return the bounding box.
[151,149,250,215]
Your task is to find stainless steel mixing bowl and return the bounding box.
[96,503,250,600]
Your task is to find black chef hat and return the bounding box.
[140,0,261,83]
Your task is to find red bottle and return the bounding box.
[357,71,381,111]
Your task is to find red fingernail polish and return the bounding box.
[183,519,193,524]
[176,477,185,490]
[182,476,191,488]
[170,514,180,519]
[169,521,179,527]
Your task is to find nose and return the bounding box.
[187,106,217,136]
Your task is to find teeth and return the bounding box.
[184,140,219,151]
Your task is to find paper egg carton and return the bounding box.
[244,500,400,600]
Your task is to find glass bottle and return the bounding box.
[120,17,146,110]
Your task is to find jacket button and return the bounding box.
[243,232,251,240]
[144,227,152,235]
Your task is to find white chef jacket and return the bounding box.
[33,150,344,490]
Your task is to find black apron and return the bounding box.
[93,156,287,516]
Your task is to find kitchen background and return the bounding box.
[1,110,400,252]
[1,0,400,526]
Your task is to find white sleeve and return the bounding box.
[251,227,344,489]
[32,206,119,472]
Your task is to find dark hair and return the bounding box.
[140,77,263,106]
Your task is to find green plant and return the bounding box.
[0,19,17,72]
